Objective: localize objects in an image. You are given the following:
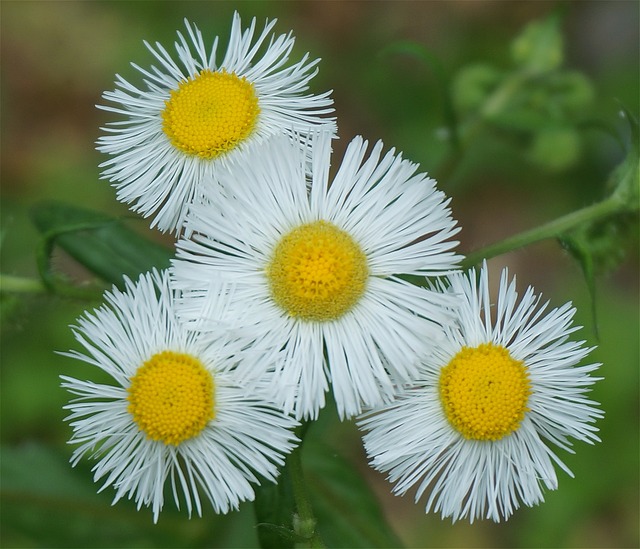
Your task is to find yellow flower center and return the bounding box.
[266,220,369,322]
[127,350,215,446]
[439,343,531,441]
[161,69,260,159]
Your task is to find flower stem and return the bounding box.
[0,274,47,294]
[289,445,325,549]
[461,195,620,268]
[0,273,105,301]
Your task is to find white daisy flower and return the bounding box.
[97,12,335,234]
[60,270,299,523]
[171,131,462,420]
[358,263,603,523]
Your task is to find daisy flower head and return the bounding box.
[97,12,336,234]
[172,130,462,420]
[60,269,299,522]
[358,262,603,523]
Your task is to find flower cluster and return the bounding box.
[63,12,602,525]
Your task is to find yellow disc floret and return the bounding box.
[127,350,215,446]
[162,69,260,159]
[266,220,369,322]
[439,343,531,441]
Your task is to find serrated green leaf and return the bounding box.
[31,200,174,292]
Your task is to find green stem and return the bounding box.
[0,274,47,294]
[0,273,104,301]
[289,446,325,549]
[461,195,620,268]
[437,71,530,185]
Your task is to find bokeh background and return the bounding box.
[1,1,638,548]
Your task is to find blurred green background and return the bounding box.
[1,1,638,548]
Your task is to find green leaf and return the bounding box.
[609,107,640,207]
[0,442,228,548]
[452,64,503,116]
[511,14,564,73]
[31,200,174,292]
[254,467,296,549]
[527,126,581,172]
[558,108,640,334]
[487,105,564,132]
[380,41,460,151]
[255,405,403,549]
[256,523,306,545]
[304,440,404,549]
[547,71,595,114]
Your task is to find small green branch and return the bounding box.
[436,69,533,185]
[461,196,621,268]
[0,274,47,294]
[0,273,105,301]
[461,102,638,268]
[289,446,325,549]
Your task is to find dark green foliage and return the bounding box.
[31,201,174,292]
